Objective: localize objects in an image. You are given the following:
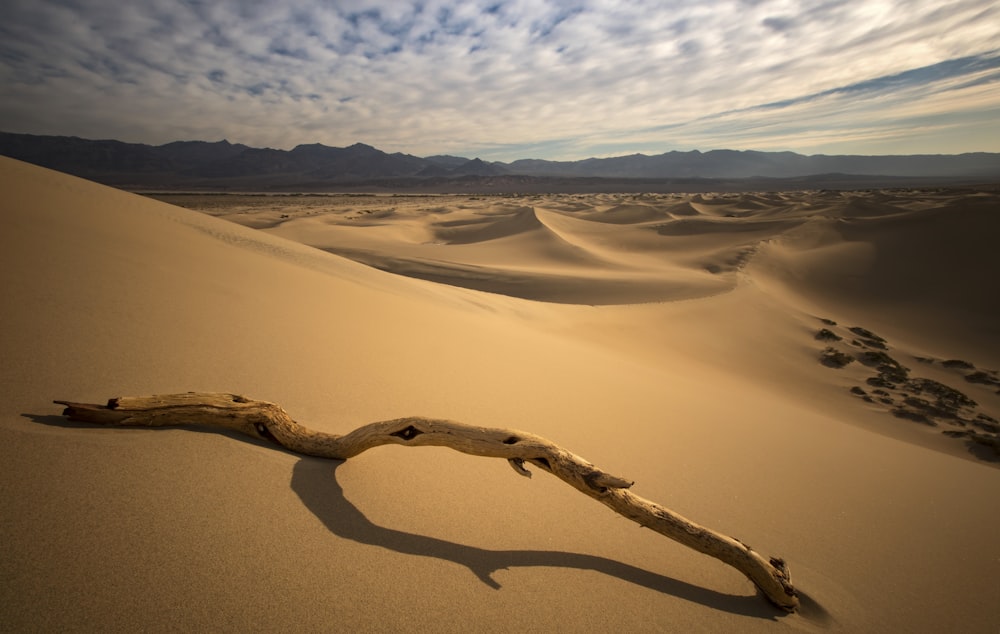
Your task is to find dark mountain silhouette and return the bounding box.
[507,149,1000,179]
[1,131,997,191]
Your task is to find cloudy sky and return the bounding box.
[2,0,999,161]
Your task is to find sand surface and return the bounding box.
[3,157,999,632]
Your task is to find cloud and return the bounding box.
[0,0,998,159]
[619,50,1000,156]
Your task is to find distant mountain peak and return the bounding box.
[291,142,334,151]
[424,154,471,168]
[452,157,508,176]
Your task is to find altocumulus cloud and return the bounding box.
[0,0,998,159]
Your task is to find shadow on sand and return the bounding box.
[23,413,822,622]
[291,457,786,620]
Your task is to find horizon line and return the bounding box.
[3,130,999,164]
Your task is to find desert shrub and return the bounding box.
[867,376,896,388]
[966,371,1000,387]
[820,347,854,368]
[892,408,934,425]
[815,328,842,342]
[973,415,999,433]
[849,326,886,343]
[942,359,974,370]
[858,351,909,382]
[902,396,958,420]
[905,378,976,409]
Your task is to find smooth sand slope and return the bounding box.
[3,157,999,632]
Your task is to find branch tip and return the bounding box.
[507,458,532,478]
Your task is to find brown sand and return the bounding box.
[3,157,999,631]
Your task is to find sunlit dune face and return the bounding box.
[3,158,1000,633]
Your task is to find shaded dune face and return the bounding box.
[428,205,541,244]
[198,186,999,370]
[249,194,816,305]
[749,191,1000,358]
[236,190,998,318]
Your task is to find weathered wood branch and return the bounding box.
[55,392,798,611]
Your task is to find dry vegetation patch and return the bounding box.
[815,319,999,461]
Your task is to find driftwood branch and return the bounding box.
[55,392,798,611]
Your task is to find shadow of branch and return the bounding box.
[292,457,783,620]
[23,412,807,621]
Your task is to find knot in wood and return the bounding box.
[253,422,281,446]
[390,425,424,441]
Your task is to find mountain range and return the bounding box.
[2,131,998,192]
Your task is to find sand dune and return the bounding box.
[3,157,999,632]
[752,193,1000,362]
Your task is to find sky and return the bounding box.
[1,0,999,162]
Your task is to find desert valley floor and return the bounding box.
[2,156,998,632]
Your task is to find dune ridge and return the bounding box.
[2,157,999,632]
